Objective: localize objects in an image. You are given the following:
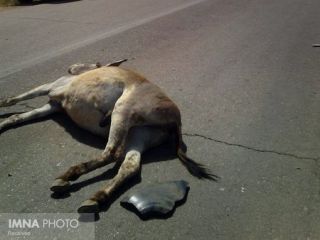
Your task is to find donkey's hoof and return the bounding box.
[0,99,9,107]
[78,200,99,213]
[50,179,70,193]
[0,98,15,107]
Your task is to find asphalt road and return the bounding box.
[0,0,319,239]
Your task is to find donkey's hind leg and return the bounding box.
[78,149,141,213]
[0,102,61,133]
[51,109,134,194]
[78,127,170,213]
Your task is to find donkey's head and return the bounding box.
[68,62,102,75]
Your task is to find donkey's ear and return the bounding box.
[105,59,128,67]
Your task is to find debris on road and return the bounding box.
[121,180,189,219]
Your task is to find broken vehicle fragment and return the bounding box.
[121,180,189,218]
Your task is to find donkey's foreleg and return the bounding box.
[78,149,141,213]
[0,83,53,107]
[0,102,60,133]
[0,75,72,107]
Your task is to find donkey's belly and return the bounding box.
[63,100,109,137]
[60,77,124,137]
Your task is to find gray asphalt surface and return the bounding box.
[0,0,319,239]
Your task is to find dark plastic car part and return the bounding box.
[121,180,189,218]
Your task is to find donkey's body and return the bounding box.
[0,61,214,213]
[50,67,177,137]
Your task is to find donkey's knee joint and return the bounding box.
[102,146,117,159]
[68,165,84,180]
[58,165,84,181]
[91,190,108,204]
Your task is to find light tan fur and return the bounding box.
[0,60,214,213]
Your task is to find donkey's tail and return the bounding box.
[176,125,219,181]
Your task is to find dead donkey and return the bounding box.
[0,60,215,213]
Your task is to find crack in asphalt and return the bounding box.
[183,132,319,162]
